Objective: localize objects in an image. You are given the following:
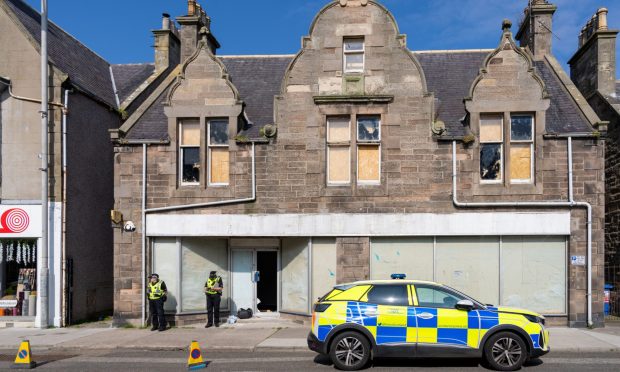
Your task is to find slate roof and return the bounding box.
[414,51,488,137]
[111,63,155,104]
[2,0,117,107]
[121,51,594,141]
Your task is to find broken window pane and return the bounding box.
[358,116,380,142]
[328,117,350,143]
[210,147,229,184]
[328,146,350,183]
[344,39,364,51]
[181,120,200,146]
[480,115,503,143]
[182,147,200,183]
[511,115,533,141]
[209,120,229,145]
[358,145,380,182]
[480,144,502,181]
[510,144,532,182]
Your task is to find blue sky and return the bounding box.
[24,0,620,77]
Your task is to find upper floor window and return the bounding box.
[179,119,200,185]
[357,116,381,184]
[479,114,535,185]
[343,38,364,73]
[327,116,351,185]
[208,119,230,186]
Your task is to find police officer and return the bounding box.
[204,271,223,328]
[147,273,167,332]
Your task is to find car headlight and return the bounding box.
[523,314,545,326]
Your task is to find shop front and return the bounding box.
[0,205,42,327]
[147,212,572,324]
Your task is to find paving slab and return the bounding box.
[548,327,620,352]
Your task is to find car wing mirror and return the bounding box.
[455,300,475,311]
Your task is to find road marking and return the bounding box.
[56,356,313,365]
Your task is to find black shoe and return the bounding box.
[215,323,220,328]
[158,328,166,332]
[151,327,158,331]
[205,324,213,328]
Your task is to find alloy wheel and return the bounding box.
[334,337,365,367]
[491,337,523,368]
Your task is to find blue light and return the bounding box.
[391,274,406,280]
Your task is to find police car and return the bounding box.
[307,275,549,371]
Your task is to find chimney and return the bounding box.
[516,0,557,60]
[569,8,618,98]
[176,0,220,63]
[153,13,181,73]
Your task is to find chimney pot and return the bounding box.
[162,13,171,30]
[597,8,608,31]
[188,0,196,16]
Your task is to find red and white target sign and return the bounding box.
[0,206,41,237]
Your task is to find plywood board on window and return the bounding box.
[370,237,434,281]
[480,115,503,142]
[181,121,200,146]
[358,145,380,182]
[210,148,229,184]
[312,238,337,302]
[328,118,350,143]
[510,144,532,181]
[328,146,350,183]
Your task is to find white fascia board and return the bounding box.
[146,212,571,237]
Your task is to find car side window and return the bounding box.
[415,284,466,309]
[366,285,409,306]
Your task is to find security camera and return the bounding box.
[123,221,136,232]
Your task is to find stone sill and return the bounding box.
[313,95,394,105]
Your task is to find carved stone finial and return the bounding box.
[502,19,512,32]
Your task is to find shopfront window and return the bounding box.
[0,240,37,317]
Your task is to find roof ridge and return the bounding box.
[5,0,110,66]
[413,49,494,54]
[219,54,296,58]
[113,63,155,67]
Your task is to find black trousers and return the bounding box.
[149,298,166,330]
[206,294,221,325]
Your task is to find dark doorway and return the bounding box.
[256,251,278,312]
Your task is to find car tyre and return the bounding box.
[329,331,371,371]
[483,331,528,371]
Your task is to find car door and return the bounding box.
[411,283,480,353]
[365,284,412,346]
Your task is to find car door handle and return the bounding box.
[417,312,434,320]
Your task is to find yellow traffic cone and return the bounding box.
[13,340,36,369]
[187,340,208,370]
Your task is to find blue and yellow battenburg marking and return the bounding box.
[313,302,548,352]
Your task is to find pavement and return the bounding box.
[0,317,619,353]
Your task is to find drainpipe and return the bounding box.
[60,89,71,327]
[141,144,147,326]
[139,142,256,324]
[452,140,594,327]
[0,79,64,107]
[40,0,49,329]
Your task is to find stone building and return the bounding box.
[568,8,619,286]
[0,0,118,327]
[111,0,606,327]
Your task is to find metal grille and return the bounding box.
[605,265,620,321]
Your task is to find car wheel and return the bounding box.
[329,331,371,371]
[484,331,527,371]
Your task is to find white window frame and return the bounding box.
[356,115,381,185]
[207,119,230,187]
[327,116,352,186]
[509,114,535,184]
[479,114,504,184]
[179,120,200,186]
[343,37,365,74]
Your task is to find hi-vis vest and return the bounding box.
[206,277,221,295]
[148,281,164,300]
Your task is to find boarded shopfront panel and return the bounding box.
[370,238,433,281]
[501,236,566,314]
[281,238,309,313]
[181,238,229,312]
[312,238,337,302]
[435,237,500,306]
[152,238,179,312]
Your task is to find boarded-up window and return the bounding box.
[357,116,381,184]
[327,117,351,184]
[152,238,179,312]
[312,238,337,302]
[343,38,364,73]
[208,119,229,185]
[479,114,503,183]
[370,238,434,281]
[510,115,534,183]
[180,119,200,184]
[281,238,309,313]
